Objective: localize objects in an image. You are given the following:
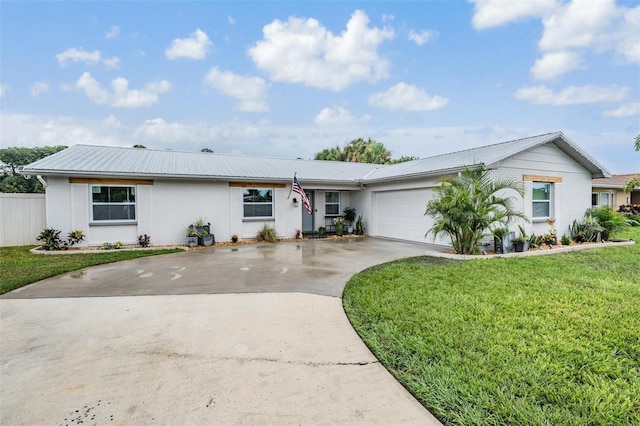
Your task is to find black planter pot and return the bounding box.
[514,240,529,252]
[494,237,504,254]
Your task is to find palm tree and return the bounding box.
[635,135,640,151]
[425,165,528,254]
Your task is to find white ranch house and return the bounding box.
[21,132,610,248]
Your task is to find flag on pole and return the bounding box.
[292,175,312,214]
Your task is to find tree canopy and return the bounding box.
[0,146,67,193]
[314,138,416,164]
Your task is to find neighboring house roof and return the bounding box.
[592,174,639,189]
[21,132,611,185]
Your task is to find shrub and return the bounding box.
[36,228,84,250]
[255,223,277,243]
[334,217,345,236]
[560,234,571,245]
[355,215,366,235]
[137,234,151,247]
[588,206,633,240]
[569,215,604,243]
[36,228,62,251]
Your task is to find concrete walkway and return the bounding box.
[1,238,444,425]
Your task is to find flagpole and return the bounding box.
[287,172,296,199]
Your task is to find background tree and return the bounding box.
[133,144,147,149]
[425,165,527,254]
[314,138,413,164]
[201,147,214,153]
[314,146,346,161]
[0,146,67,193]
[634,135,639,151]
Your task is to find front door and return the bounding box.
[301,190,314,232]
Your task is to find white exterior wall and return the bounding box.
[45,177,72,239]
[493,143,592,238]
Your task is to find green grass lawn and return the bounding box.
[343,228,640,425]
[0,246,183,294]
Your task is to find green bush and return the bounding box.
[560,233,571,245]
[588,206,633,240]
[255,223,277,243]
[569,215,604,243]
[355,215,366,235]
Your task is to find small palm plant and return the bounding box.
[425,165,528,254]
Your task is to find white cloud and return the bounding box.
[103,57,120,69]
[165,28,212,60]
[0,83,8,98]
[514,84,630,105]
[603,102,640,118]
[228,15,235,25]
[470,0,558,30]
[31,81,50,97]
[55,47,120,68]
[75,72,171,108]
[56,48,101,66]
[248,10,394,91]
[204,67,268,112]
[314,106,357,125]
[538,0,618,52]
[530,51,582,80]
[102,114,121,127]
[368,83,449,111]
[105,25,120,39]
[408,29,437,46]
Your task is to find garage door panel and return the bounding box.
[374,189,434,243]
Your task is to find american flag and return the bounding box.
[292,175,312,214]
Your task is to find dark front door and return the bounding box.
[301,190,314,232]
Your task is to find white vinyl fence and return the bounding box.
[0,193,46,246]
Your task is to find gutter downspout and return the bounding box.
[36,175,48,189]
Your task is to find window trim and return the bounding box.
[242,187,274,219]
[324,191,341,217]
[90,185,137,223]
[532,181,552,219]
[592,191,613,207]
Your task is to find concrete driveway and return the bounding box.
[1,238,444,425]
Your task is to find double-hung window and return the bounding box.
[325,192,340,216]
[532,182,551,218]
[243,188,273,218]
[91,185,136,222]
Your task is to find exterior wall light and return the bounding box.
[292,198,299,207]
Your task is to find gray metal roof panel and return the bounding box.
[22,145,382,183]
[21,132,610,183]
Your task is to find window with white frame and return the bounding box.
[592,192,614,207]
[243,188,273,218]
[325,191,340,216]
[91,185,136,221]
[532,182,552,218]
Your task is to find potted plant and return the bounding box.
[334,217,345,236]
[514,225,529,252]
[318,227,326,238]
[492,227,509,254]
[343,207,356,234]
[186,226,199,247]
[199,229,215,246]
[194,217,210,236]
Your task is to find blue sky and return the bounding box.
[1,0,638,173]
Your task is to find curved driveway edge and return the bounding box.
[1,239,444,425]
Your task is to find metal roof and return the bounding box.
[363,132,611,182]
[21,132,611,184]
[21,145,382,185]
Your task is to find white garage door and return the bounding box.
[374,189,435,243]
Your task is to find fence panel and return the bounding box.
[0,193,46,246]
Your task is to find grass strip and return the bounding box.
[0,246,182,294]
